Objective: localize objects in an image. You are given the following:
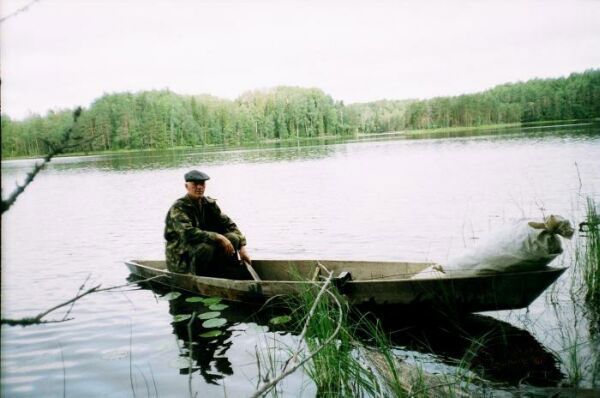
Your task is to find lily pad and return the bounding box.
[199,330,223,338]
[185,297,205,303]
[208,304,229,311]
[202,318,227,328]
[161,292,181,301]
[173,314,192,323]
[198,311,221,320]
[202,297,222,305]
[269,315,292,325]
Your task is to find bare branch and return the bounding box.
[1,108,83,215]
[574,161,583,196]
[1,275,166,326]
[62,274,93,321]
[0,0,42,23]
[284,269,334,371]
[250,272,344,398]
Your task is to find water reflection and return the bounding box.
[131,277,283,385]
[402,121,599,141]
[360,309,564,387]
[1,139,341,175]
[168,297,235,384]
[132,276,563,388]
[4,123,596,396]
[3,121,597,176]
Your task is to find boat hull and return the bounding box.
[124,259,566,313]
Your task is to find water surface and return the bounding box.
[2,123,599,396]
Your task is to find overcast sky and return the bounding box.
[1,0,599,120]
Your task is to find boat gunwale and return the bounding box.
[124,259,568,284]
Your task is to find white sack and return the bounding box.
[444,215,574,275]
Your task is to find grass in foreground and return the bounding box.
[279,282,493,397]
[547,195,600,388]
[581,197,600,307]
[293,284,379,397]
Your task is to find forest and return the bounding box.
[2,69,599,158]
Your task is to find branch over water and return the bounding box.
[1,275,166,326]
[1,108,83,215]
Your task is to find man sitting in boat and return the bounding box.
[164,170,251,276]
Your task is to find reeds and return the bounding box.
[274,282,490,397]
[581,197,600,306]
[580,196,600,386]
[548,195,600,389]
[293,284,381,397]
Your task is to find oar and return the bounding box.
[244,261,262,281]
[236,251,261,281]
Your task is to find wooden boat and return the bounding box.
[124,259,567,313]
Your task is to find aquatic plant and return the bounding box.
[358,319,422,397]
[272,279,490,397]
[294,286,379,397]
[161,291,181,301]
[173,314,192,322]
[581,197,600,306]
[576,197,600,387]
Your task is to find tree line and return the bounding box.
[2,69,599,158]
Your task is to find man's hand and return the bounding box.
[216,234,235,256]
[239,246,252,264]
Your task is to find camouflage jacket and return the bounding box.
[164,195,246,272]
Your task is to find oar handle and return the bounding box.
[236,250,261,281]
[244,261,262,281]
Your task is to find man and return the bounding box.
[164,170,251,276]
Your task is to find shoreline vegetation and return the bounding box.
[2,69,599,160]
[0,121,582,161]
[2,119,598,162]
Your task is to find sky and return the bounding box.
[1,0,599,120]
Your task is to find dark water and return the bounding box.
[2,123,599,396]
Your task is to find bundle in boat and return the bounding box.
[412,215,574,279]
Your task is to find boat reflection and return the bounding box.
[131,276,563,387]
[357,308,564,387]
[130,276,286,385]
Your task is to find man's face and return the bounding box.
[186,180,206,200]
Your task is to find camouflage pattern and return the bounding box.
[164,195,246,273]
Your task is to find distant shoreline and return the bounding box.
[3,70,599,159]
[3,119,597,162]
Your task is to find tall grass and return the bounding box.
[293,284,382,397]
[548,195,600,389]
[580,197,600,387]
[581,197,600,306]
[278,282,495,397]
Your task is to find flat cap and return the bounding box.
[184,170,210,182]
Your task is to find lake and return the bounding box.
[2,122,599,397]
